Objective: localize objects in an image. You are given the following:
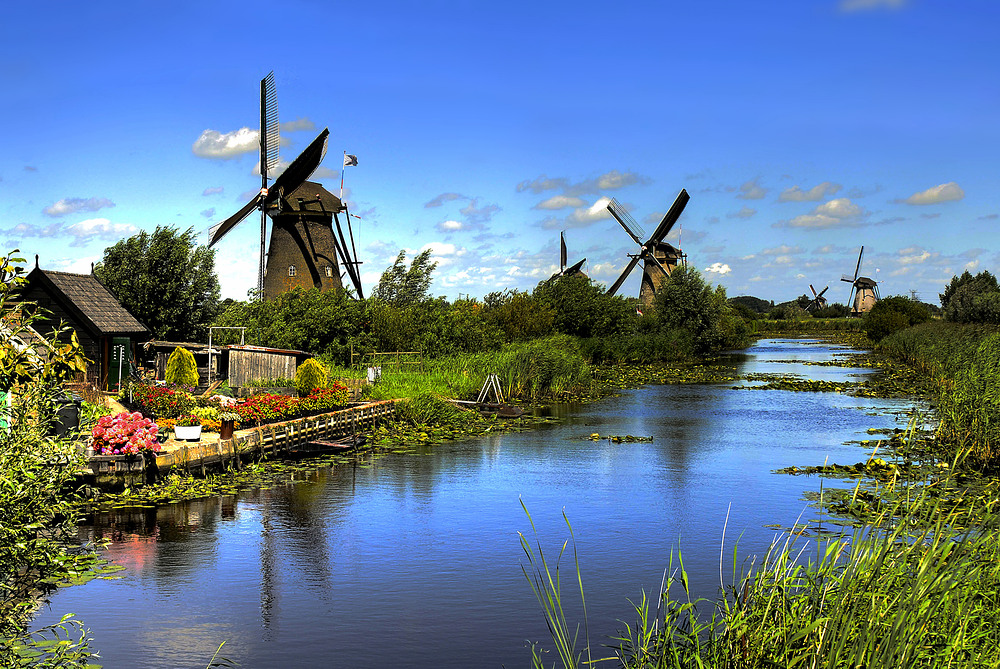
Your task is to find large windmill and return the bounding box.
[547,231,586,281]
[805,284,829,312]
[841,246,880,317]
[605,189,689,306]
[207,73,364,300]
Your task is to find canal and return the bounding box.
[33,338,918,668]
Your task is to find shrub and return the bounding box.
[165,346,199,387]
[863,295,931,342]
[295,358,328,397]
[653,266,749,353]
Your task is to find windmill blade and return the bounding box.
[260,72,279,180]
[648,189,690,245]
[810,284,817,297]
[262,129,330,209]
[606,255,642,296]
[563,258,586,275]
[332,210,364,298]
[818,285,829,298]
[208,193,263,247]
[648,254,671,279]
[560,231,567,271]
[606,198,645,246]
[854,246,864,281]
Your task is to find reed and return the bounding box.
[522,481,1000,668]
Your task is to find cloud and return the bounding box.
[778,182,842,202]
[202,186,224,196]
[516,175,569,194]
[24,166,37,172]
[64,218,138,247]
[596,170,643,190]
[460,199,500,223]
[280,117,316,132]
[900,181,965,205]
[425,192,465,208]
[727,206,756,219]
[704,262,731,275]
[840,0,907,11]
[736,178,767,200]
[192,127,259,159]
[311,166,338,179]
[978,213,999,221]
[436,220,465,232]
[781,198,865,228]
[200,208,216,219]
[534,195,586,210]
[569,197,612,224]
[43,197,115,217]
[761,244,804,256]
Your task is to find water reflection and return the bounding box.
[38,338,919,669]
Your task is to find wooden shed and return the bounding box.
[225,345,310,389]
[18,265,150,390]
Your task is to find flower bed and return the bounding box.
[234,384,350,427]
[90,412,160,455]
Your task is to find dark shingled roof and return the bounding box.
[27,268,149,335]
[267,180,343,215]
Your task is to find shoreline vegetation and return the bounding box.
[7,243,1000,666]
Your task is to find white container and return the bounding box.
[174,424,203,441]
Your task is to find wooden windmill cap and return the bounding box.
[266,181,343,215]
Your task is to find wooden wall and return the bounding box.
[227,349,300,388]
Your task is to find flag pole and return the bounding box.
[340,150,346,201]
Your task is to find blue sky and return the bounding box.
[2,0,997,306]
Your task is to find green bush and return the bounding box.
[653,266,749,353]
[165,346,198,387]
[295,358,327,397]
[863,295,930,342]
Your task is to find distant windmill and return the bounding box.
[605,189,689,306]
[841,246,880,316]
[805,284,829,312]
[208,73,364,300]
[547,231,586,281]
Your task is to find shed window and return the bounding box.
[288,265,297,277]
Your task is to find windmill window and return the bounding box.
[324,266,333,277]
[288,265,297,277]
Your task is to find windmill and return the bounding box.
[841,246,880,317]
[805,284,829,312]
[605,189,689,306]
[547,231,586,281]
[208,73,365,300]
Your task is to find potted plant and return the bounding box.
[218,411,240,440]
[174,414,203,441]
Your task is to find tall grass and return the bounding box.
[753,318,865,333]
[878,321,1000,468]
[362,335,593,403]
[522,484,1000,668]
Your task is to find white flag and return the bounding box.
[343,154,358,167]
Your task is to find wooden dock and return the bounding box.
[84,400,396,483]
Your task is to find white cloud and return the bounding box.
[840,0,907,11]
[202,186,224,196]
[784,198,864,228]
[426,193,465,208]
[761,245,803,256]
[596,170,642,190]
[901,182,965,205]
[280,117,316,132]
[43,197,115,217]
[192,127,259,159]
[200,208,215,219]
[535,195,586,210]
[64,218,139,247]
[569,197,612,224]
[436,220,465,232]
[704,262,731,275]
[778,182,842,202]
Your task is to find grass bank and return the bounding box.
[878,321,1000,470]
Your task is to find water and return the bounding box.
[34,339,918,668]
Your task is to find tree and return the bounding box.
[940,270,999,323]
[863,295,931,342]
[653,266,749,352]
[372,249,438,304]
[95,226,220,341]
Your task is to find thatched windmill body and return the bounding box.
[207,73,364,300]
[841,246,880,317]
[605,189,689,307]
